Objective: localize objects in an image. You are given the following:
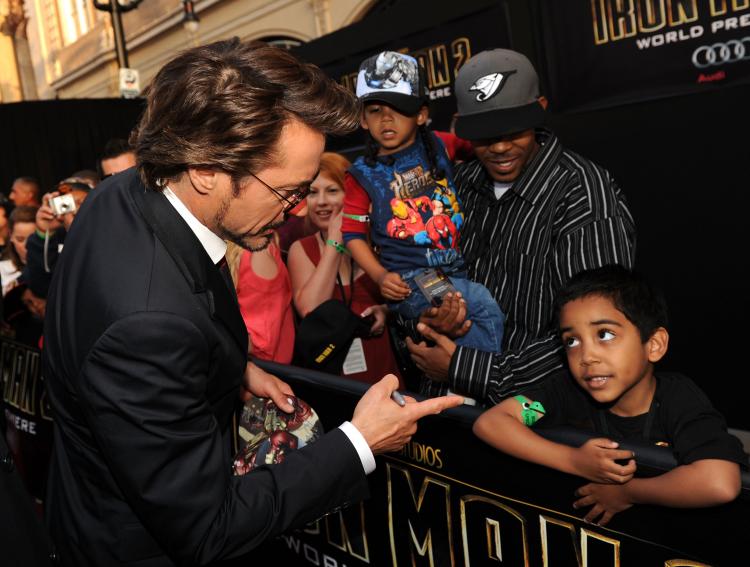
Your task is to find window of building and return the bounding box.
[57,0,96,45]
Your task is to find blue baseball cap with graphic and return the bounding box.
[356,51,427,116]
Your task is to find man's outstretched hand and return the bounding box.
[351,374,463,454]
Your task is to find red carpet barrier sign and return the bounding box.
[1,338,53,502]
[4,342,746,564]
[538,0,750,110]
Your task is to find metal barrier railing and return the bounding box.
[254,358,750,493]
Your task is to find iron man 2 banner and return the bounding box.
[537,0,750,111]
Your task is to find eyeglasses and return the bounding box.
[248,172,310,214]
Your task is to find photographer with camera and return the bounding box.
[21,179,91,304]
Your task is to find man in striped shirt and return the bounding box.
[407,49,636,405]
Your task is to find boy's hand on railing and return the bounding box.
[378,272,411,301]
[573,482,634,526]
[571,438,637,484]
[418,292,472,338]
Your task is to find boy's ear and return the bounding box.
[645,327,669,363]
[360,112,370,131]
[416,105,429,126]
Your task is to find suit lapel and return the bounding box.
[130,177,248,354]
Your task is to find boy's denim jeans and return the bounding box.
[390,268,505,353]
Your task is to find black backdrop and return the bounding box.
[0,1,747,428]
[0,98,143,193]
[546,85,750,430]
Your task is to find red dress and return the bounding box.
[236,243,295,364]
[299,235,403,386]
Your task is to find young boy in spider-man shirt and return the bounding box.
[473,265,747,526]
[342,51,505,354]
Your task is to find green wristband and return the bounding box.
[514,395,546,426]
[343,213,369,222]
[326,239,350,255]
[35,229,47,240]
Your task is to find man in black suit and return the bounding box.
[43,39,462,566]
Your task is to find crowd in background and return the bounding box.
[0,139,137,349]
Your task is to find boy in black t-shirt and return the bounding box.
[474,265,747,526]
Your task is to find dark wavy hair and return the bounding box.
[98,138,134,177]
[131,38,360,190]
[555,265,668,342]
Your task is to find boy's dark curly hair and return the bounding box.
[555,265,668,342]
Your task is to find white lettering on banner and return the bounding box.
[303,544,320,565]
[428,86,452,100]
[712,13,750,32]
[281,536,353,567]
[635,25,704,48]
[5,409,37,435]
[282,535,301,553]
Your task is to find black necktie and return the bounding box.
[216,256,236,298]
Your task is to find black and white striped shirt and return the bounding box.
[425,129,636,404]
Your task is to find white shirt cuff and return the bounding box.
[338,421,376,475]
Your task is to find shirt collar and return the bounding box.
[162,186,227,264]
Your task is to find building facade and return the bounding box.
[1,0,39,101]
[7,0,378,100]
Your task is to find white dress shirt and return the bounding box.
[162,186,376,474]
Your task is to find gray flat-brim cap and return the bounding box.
[454,49,545,140]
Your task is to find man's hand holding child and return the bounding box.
[418,292,472,338]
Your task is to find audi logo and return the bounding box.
[692,37,750,69]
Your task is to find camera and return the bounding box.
[49,194,77,216]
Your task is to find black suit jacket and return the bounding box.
[1,433,54,566]
[43,169,368,566]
